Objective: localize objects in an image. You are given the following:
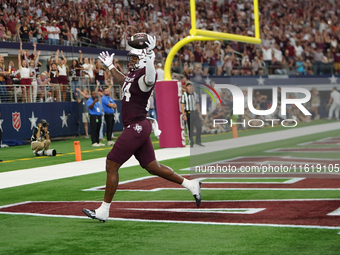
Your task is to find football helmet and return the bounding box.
[127,48,147,72]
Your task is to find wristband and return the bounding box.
[108,64,115,70]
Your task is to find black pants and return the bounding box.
[185,110,202,145]
[90,115,102,144]
[104,113,115,141]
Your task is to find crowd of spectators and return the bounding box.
[0,0,339,77]
[0,44,124,103]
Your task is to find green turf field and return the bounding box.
[0,120,339,255]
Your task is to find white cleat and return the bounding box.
[191,179,202,207]
[82,208,109,222]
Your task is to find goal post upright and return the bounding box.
[164,0,262,80]
[158,0,262,147]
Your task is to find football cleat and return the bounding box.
[193,180,202,207]
[82,208,107,222]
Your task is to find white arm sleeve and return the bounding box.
[144,51,156,86]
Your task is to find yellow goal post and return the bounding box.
[164,0,261,80]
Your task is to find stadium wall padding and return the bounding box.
[0,101,123,140]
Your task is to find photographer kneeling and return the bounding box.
[31,119,56,156]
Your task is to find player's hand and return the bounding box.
[99,51,115,69]
[145,35,156,53]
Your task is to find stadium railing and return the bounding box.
[0,78,122,103]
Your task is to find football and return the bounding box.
[128,33,149,49]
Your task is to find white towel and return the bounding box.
[146,117,162,139]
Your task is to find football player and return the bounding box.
[82,34,201,222]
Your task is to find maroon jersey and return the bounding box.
[121,67,156,126]
[50,69,59,83]
[333,52,340,63]
[95,67,105,81]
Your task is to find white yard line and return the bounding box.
[0,122,339,189]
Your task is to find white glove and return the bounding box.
[98,51,115,70]
[145,35,156,54]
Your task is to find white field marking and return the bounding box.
[265,147,340,153]
[283,178,306,184]
[1,199,339,206]
[113,188,340,191]
[200,178,305,184]
[83,177,306,192]
[0,200,339,230]
[0,201,31,209]
[0,211,339,230]
[82,176,155,191]
[121,208,266,214]
[2,123,340,189]
[327,207,340,216]
[298,137,336,146]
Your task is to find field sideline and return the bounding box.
[0,120,339,254]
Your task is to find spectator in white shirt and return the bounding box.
[51,20,60,46]
[80,51,95,89]
[155,63,164,81]
[70,22,78,46]
[294,41,304,58]
[46,21,53,45]
[273,43,283,62]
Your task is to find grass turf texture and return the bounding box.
[0,120,339,254]
[0,216,339,255]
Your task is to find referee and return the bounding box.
[181,81,204,148]
[87,90,104,147]
[102,86,117,146]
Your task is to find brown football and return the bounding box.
[128,33,149,49]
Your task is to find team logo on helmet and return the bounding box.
[12,111,21,132]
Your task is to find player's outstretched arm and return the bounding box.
[99,51,125,86]
[144,35,156,86]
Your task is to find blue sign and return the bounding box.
[0,101,123,140]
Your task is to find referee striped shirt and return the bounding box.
[181,91,198,111]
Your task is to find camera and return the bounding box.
[40,119,49,128]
